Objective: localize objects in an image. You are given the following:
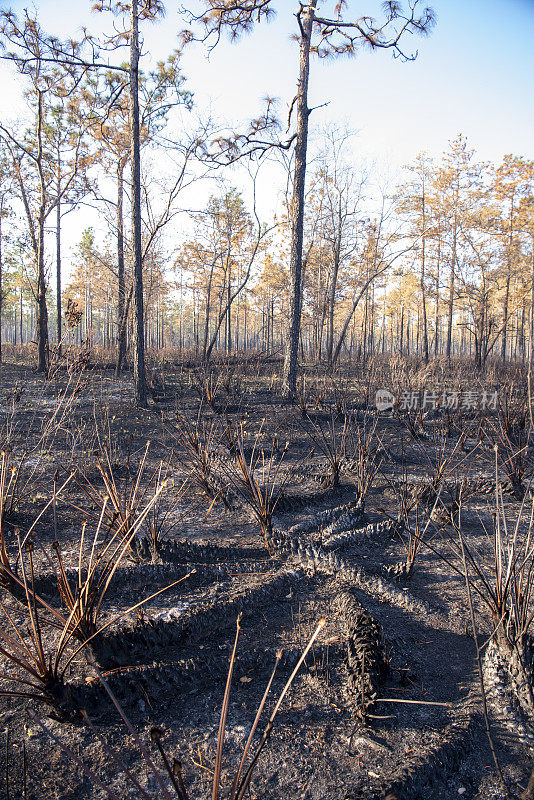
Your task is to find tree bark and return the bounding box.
[56,198,61,355]
[528,234,534,427]
[282,0,317,397]
[446,183,458,361]
[326,226,341,367]
[421,179,429,362]
[202,270,213,361]
[129,0,148,406]
[501,200,514,362]
[0,211,3,367]
[115,153,128,375]
[434,231,440,356]
[36,91,49,373]
[331,280,374,367]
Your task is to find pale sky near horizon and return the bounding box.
[1,0,533,279]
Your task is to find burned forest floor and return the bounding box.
[0,353,532,800]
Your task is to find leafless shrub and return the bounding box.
[347,412,383,504]
[303,412,349,488]
[329,373,351,417]
[312,373,328,410]
[380,460,439,580]
[191,364,241,413]
[222,420,291,547]
[410,418,477,519]
[172,407,232,509]
[485,386,532,499]
[0,374,83,512]
[295,374,310,418]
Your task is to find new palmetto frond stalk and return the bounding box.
[50,481,194,664]
[0,459,74,600]
[76,441,176,550]
[53,481,166,643]
[223,420,289,547]
[141,465,191,560]
[0,538,74,715]
[0,494,193,714]
[437,450,534,715]
[0,451,20,593]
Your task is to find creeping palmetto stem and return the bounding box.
[0,491,194,714]
[31,618,326,798]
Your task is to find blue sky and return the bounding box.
[1,0,533,273]
[3,0,533,166]
[175,0,534,169]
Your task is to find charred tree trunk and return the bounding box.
[282,0,317,398]
[36,91,49,374]
[421,182,429,362]
[129,0,147,407]
[326,227,341,367]
[115,153,128,375]
[56,198,61,355]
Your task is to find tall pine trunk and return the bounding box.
[36,91,49,374]
[282,0,316,397]
[528,234,534,426]
[115,154,128,375]
[326,229,341,367]
[446,211,457,360]
[420,182,429,362]
[0,212,2,367]
[129,0,147,406]
[56,199,61,355]
[501,203,514,362]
